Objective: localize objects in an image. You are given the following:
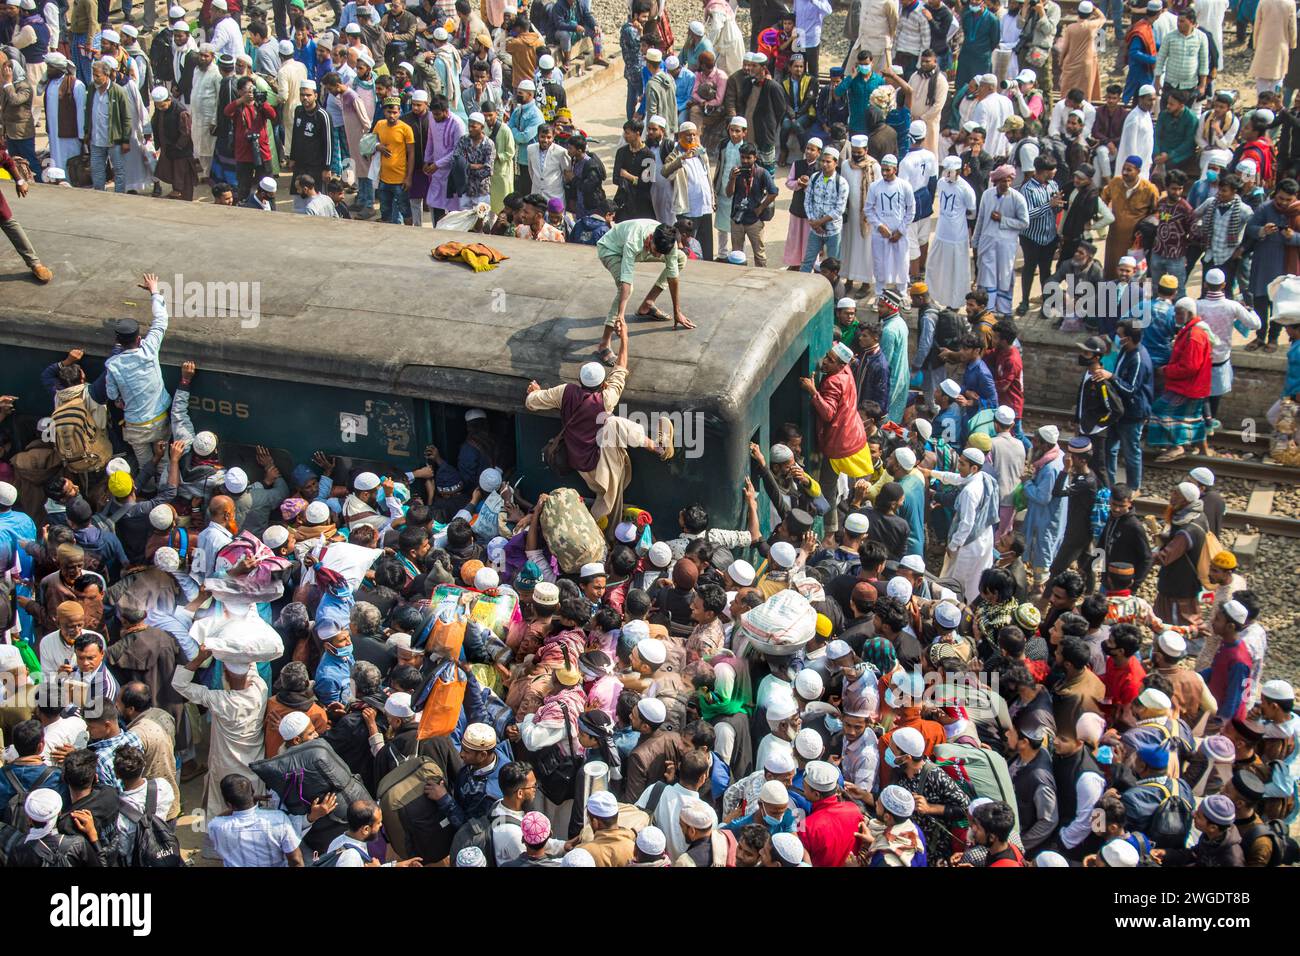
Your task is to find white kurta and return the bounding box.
[866,177,916,286]
[937,470,998,603]
[119,79,154,192]
[927,175,978,308]
[170,39,197,103]
[971,93,1014,157]
[276,60,308,153]
[191,64,222,173]
[972,185,1029,311]
[43,77,87,171]
[840,158,880,283]
[704,6,746,76]
[1196,0,1228,58]
[171,666,267,821]
[1116,106,1154,174]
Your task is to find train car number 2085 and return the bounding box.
[187,395,251,419]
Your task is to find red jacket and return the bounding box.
[1101,654,1147,724]
[799,794,863,867]
[991,344,1024,417]
[223,99,277,164]
[1162,319,1212,399]
[810,364,867,460]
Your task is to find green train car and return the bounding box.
[3,188,832,533]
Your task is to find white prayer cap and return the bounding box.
[190,430,218,456]
[645,47,663,62]
[759,779,789,805]
[803,759,838,791]
[263,525,290,550]
[473,567,500,591]
[1077,0,1094,12]
[1118,255,1137,268]
[101,28,121,43]
[1075,711,1106,745]
[355,47,375,66]
[1035,850,1070,867]
[278,710,312,741]
[2,480,20,507]
[456,846,487,867]
[679,799,716,829]
[534,53,555,71]
[636,696,667,724]
[258,175,278,193]
[807,137,824,149]
[587,790,619,818]
[235,52,253,65]
[99,55,119,70]
[1189,466,1215,486]
[1137,687,1172,711]
[212,0,228,9]
[397,61,414,74]
[689,19,706,35]
[844,512,870,535]
[909,120,927,140]
[880,784,916,818]
[821,146,839,160]
[278,39,294,55]
[224,466,249,494]
[1156,631,1187,659]
[476,467,503,494]
[1263,679,1295,702]
[384,692,415,719]
[770,541,797,569]
[891,726,926,758]
[794,728,824,760]
[468,111,485,125]
[409,89,427,102]
[647,113,667,128]
[771,831,806,865]
[665,55,681,71]
[386,633,412,650]
[1175,297,1198,316]
[148,504,175,531]
[1101,839,1140,867]
[1175,480,1200,503]
[1204,148,1231,167]
[107,457,131,475]
[24,788,63,823]
[727,115,748,129]
[578,562,605,580]
[1253,110,1275,126]
[764,748,798,774]
[1069,108,1085,121]
[994,405,1016,426]
[849,134,869,148]
[962,121,981,133]
[169,3,186,16]
[635,637,667,667]
[939,379,961,399]
[150,85,170,103]
[912,419,933,442]
[648,541,672,568]
[830,341,855,364]
[154,547,181,572]
[794,668,824,701]
[766,695,798,722]
[749,51,768,65]
[880,153,899,166]
[121,23,139,38]
[579,361,606,388]
[1138,83,1156,97]
[636,825,667,856]
[353,471,380,492]
[1204,268,1226,287]
[614,521,638,544]
[934,601,962,631]
[978,73,997,85]
[1037,424,1060,444]
[45,51,69,68]
[770,444,796,467]
[887,576,913,603]
[344,21,362,33]
[1222,599,1248,625]
[727,559,756,587]
[942,155,962,170]
[304,501,330,524]
[199,43,215,54]
[961,446,986,466]
[432,26,451,40]
[463,722,498,751]
[562,847,596,867]
[900,554,926,575]
[825,639,853,661]
[836,296,857,311]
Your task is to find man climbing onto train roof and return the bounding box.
[593,218,694,367]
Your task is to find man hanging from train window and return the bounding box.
[592,219,694,367]
[524,316,674,527]
[801,342,873,550]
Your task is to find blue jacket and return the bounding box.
[1022,454,1066,568]
[1143,300,1178,367]
[435,758,505,829]
[1112,344,1154,423]
[0,764,66,809]
[313,646,355,706]
[898,471,926,557]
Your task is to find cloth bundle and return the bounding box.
[432,241,510,272]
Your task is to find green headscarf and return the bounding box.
[698,659,750,721]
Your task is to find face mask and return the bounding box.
[763,814,784,826]
[1206,169,1219,183]
[858,64,871,76]
[991,548,1002,561]
[332,643,354,658]
[884,748,899,768]
[1096,745,1114,765]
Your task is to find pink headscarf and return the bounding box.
[989,164,1017,183]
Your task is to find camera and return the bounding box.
[253,89,268,105]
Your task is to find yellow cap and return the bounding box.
[1212,551,1238,570]
[908,280,928,295]
[1158,274,1179,290]
[967,432,993,452]
[815,613,833,638]
[107,471,133,498]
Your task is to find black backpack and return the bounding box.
[1239,818,1300,867]
[1138,779,1194,850]
[311,841,373,867]
[530,709,584,804]
[932,308,968,355]
[3,766,57,829]
[118,780,183,868]
[448,809,502,867]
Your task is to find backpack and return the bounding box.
[932,308,968,355]
[1137,779,1193,849]
[376,754,455,864]
[530,709,585,804]
[311,841,373,867]
[249,738,373,825]
[3,766,56,829]
[1239,818,1300,867]
[539,487,607,575]
[117,780,183,868]
[51,397,104,472]
[448,809,506,868]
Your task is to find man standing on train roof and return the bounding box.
[802,341,873,548]
[0,133,53,283]
[526,316,674,525]
[593,218,694,367]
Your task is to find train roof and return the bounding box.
[4,187,830,422]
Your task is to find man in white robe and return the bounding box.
[276,50,308,154]
[839,135,879,294]
[849,0,898,63]
[972,163,1028,314]
[866,154,915,299]
[969,74,1014,157]
[927,156,978,308]
[42,53,86,172]
[703,0,745,75]
[1116,84,1156,176]
[190,47,222,177]
[168,23,198,103]
[209,0,244,61]
[929,447,1001,603]
[646,115,676,225]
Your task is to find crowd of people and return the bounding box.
[0,0,1299,871]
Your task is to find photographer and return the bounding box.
[222,74,278,201]
[726,143,779,267]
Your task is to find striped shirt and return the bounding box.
[804,172,850,234]
[1155,29,1208,89]
[896,3,931,55]
[207,808,302,867]
[1019,176,1060,246]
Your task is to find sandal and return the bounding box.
[656,415,675,460]
[1155,448,1186,463]
[1264,343,1278,353]
[596,346,618,367]
[636,305,672,321]
[1244,339,1264,351]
